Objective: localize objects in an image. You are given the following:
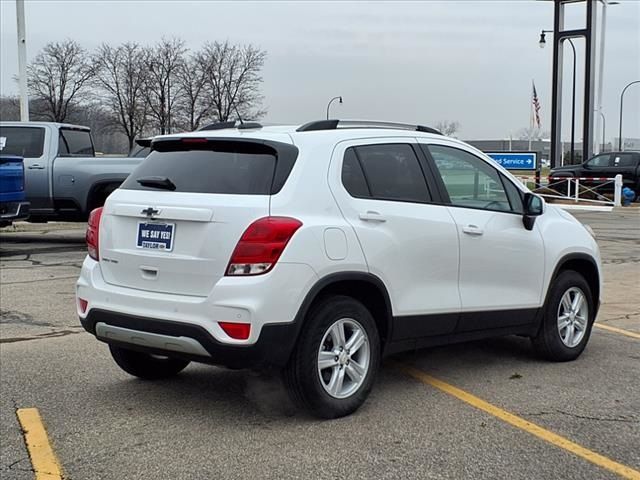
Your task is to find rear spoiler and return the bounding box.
[135,138,152,148]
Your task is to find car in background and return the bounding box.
[549,151,640,200]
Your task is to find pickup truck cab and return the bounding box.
[0,154,29,227]
[550,151,640,200]
[0,122,143,221]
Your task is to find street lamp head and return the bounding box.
[539,31,547,49]
[339,96,343,104]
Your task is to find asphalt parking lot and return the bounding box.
[0,210,638,480]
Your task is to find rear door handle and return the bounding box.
[359,211,386,222]
[462,224,484,236]
[28,163,45,170]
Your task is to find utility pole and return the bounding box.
[16,0,29,121]
[594,1,620,154]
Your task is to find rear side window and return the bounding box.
[0,127,45,157]
[343,144,431,203]
[122,144,278,195]
[341,148,371,197]
[59,129,94,156]
[611,153,638,167]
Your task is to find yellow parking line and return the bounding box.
[595,323,640,340]
[16,408,63,480]
[395,363,640,480]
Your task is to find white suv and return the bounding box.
[77,120,602,418]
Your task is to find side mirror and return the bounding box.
[523,193,544,231]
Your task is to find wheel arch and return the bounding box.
[86,180,122,214]
[549,253,600,314]
[288,272,394,356]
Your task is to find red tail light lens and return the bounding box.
[226,216,302,276]
[86,207,104,260]
[219,322,251,340]
[78,298,88,314]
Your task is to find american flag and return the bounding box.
[532,81,542,129]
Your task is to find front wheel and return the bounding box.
[109,345,190,379]
[284,295,380,419]
[532,270,595,361]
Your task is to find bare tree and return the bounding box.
[26,40,96,122]
[435,120,460,137]
[94,43,149,150]
[201,41,266,122]
[175,50,213,131]
[516,127,550,141]
[144,38,186,134]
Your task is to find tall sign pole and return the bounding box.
[16,0,29,121]
[594,1,610,154]
[549,0,597,168]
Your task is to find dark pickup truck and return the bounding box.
[550,151,640,200]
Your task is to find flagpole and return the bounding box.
[529,80,533,150]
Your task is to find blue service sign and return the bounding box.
[486,152,537,170]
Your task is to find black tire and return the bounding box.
[532,270,595,362]
[283,295,381,419]
[109,345,190,380]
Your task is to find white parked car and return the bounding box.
[77,120,602,418]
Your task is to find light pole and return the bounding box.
[598,111,605,151]
[540,30,576,164]
[326,96,342,120]
[15,0,29,121]
[618,80,640,151]
[594,1,619,154]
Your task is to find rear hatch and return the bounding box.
[99,136,297,297]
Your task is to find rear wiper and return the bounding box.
[136,176,176,191]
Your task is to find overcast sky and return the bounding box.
[1,0,638,141]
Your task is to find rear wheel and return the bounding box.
[109,345,190,379]
[284,295,380,419]
[532,270,594,361]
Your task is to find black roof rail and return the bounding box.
[296,119,442,135]
[197,121,263,131]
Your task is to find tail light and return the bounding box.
[86,207,104,260]
[226,216,302,276]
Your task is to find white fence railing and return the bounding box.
[517,174,623,207]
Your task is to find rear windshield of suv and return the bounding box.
[121,145,278,195]
[0,127,45,157]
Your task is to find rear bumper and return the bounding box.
[76,256,318,367]
[0,201,29,222]
[81,309,298,368]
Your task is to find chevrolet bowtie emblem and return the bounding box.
[141,207,160,217]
